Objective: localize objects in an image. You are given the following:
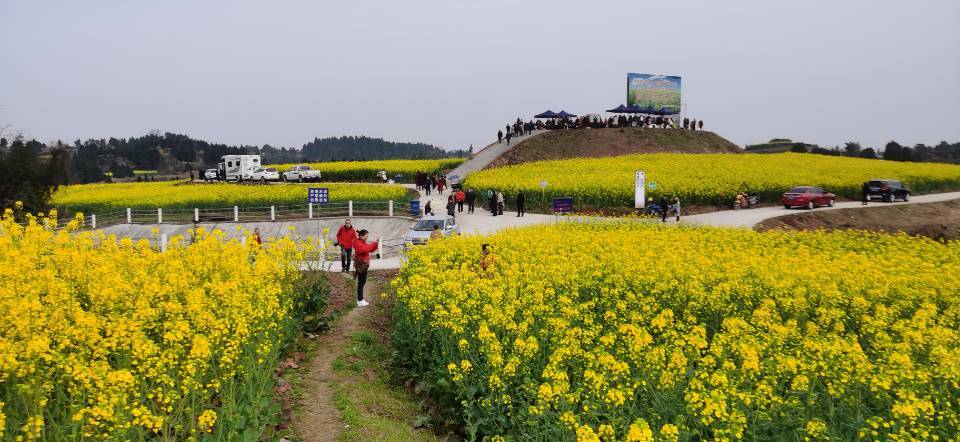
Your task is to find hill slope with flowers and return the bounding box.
[392,221,960,440]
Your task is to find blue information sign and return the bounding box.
[552,197,574,213]
[308,187,329,204]
[409,200,420,215]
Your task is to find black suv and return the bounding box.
[864,179,910,202]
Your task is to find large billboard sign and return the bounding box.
[627,73,681,113]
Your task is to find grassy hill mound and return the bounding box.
[488,127,740,167]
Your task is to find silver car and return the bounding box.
[404,215,460,248]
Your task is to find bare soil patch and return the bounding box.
[755,199,960,241]
[488,127,740,168]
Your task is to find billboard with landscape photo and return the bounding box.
[627,73,682,112]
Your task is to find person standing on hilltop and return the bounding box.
[351,229,378,307]
[683,117,689,130]
[336,218,358,273]
[698,120,703,130]
[498,130,503,144]
[506,132,512,145]
[690,119,697,131]
[516,190,525,217]
[469,144,474,159]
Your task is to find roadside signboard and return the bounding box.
[648,181,657,190]
[552,197,574,213]
[634,171,646,208]
[308,187,329,204]
[409,200,421,215]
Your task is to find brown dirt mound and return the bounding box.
[755,199,960,241]
[488,128,740,167]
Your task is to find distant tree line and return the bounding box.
[745,139,960,163]
[0,137,69,215]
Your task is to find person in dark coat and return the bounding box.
[698,120,703,130]
[466,188,476,213]
[516,190,525,217]
[683,118,689,130]
[659,196,669,223]
[506,132,512,145]
[424,200,433,215]
[446,195,456,217]
[498,130,503,144]
[861,182,870,205]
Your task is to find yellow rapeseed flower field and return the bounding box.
[51,181,410,214]
[0,209,312,440]
[464,152,960,210]
[270,158,464,181]
[393,221,960,440]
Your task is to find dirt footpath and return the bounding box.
[292,270,400,441]
[755,199,960,241]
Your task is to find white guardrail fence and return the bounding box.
[31,200,420,260]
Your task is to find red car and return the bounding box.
[782,186,836,209]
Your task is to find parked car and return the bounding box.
[282,165,322,182]
[864,179,910,202]
[203,168,218,181]
[782,186,836,209]
[404,215,460,248]
[251,167,280,182]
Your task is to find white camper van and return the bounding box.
[218,155,262,182]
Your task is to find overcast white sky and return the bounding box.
[2,0,959,150]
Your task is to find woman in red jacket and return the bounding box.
[352,229,379,307]
[335,218,358,273]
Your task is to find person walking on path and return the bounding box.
[466,188,476,213]
[659,196,669,223]
[672,197,681,222]
[351,229,378,307]
[335,218,358,273]
[496,190,505,215]
[506,132,512,145]
[861,182,870,205]
[455,189,465,213]
[498,130,503,144]
[446,195,456,217]
[489,189,498,216]
[698,120,703,130]
[437,177,445,194]
[253,227,263,245]
[469,144,474,159]
[516,190,525,217]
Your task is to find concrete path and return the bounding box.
[447,130,543,181]
[681,191,960,228]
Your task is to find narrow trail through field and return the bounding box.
[292,273,363,441]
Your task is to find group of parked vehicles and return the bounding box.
[201,155,322,183]
[775,179,911,209]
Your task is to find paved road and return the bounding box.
[447,131,543,182]
[681,191,960,228]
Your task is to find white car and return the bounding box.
[404,215,460,248]
[251,167,280,182]
[283,165,322,182]
[203,169,218,181]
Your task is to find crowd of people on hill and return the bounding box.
[497,115,706,142]
[414,170,448,196]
